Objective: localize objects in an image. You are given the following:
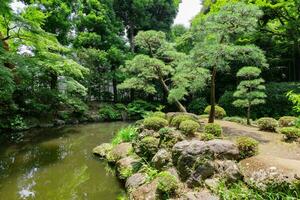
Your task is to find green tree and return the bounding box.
[233,67,266,125]
[191,2,267,123]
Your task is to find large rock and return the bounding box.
[125,173,147,190]
[172,139,239,181]
[151,149,172,170]
[93,143,112,157]
[179,190,219,200]
[214,160,242,183]
[187,162,215,187]
[240,155,300,189]
[116,156,141,180]
[130,179,158,200]
[106,143,133,162]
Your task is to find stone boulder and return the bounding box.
[130,179,158,200]
[116,156,141,180]
[151,149,172,170]
[106,143,133,162]
[179,190,219,200]
[186,161,215,187]
[240,155,300,189]
[214,160,242,183]
[125,173,147,190]
[93,143,113,157]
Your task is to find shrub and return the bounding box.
[187,97,208,114]
[111,126,138,145]
[236,136,259,159]
[199,133,215,141]
[127,100,156,119]
[204,105,226,119]
[256,117,278,132]
[204,123,222,137]
[170,115,195,128]
[143,117,168,131]
[99,105,121,121]
[179,120,200,135]
[157,171,178,195]
[223,116,247,125]
[280,127,300,140]
[278,116,297,127]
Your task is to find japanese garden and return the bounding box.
[0,0,300,199]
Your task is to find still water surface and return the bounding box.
[0,122,128,200]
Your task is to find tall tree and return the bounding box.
[233,66,266,125]
[191,2,268,123]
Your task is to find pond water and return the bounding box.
[0,122,128,200]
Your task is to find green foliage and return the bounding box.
[278,116,297,127]
[287,91,300,114]
[204,105,226,119]
[143,117,168,131]
[236,136,259,159]
[10,115,28,131]
[111,126,138,145]
[187,97,208,114]
[170,115,195,128]
[199,133,215,141]
[144,111,166,119]
[99,105,122,121]
[204,123,222,137]
[223,117,247,125]
[157,171,178,195]
[280,127,300,140]
[127,100,156,119]
[179,120,200,135]
[256,117,278,132]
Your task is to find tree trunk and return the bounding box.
[50,73,57,90]
[0,31,15,69]
[128,23,135,53]
[159,78,187,112]
[112,65,118,102]
[208,67,216,123]
[247,104,251,125]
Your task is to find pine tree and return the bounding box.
[233,66,266,125]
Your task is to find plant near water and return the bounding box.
[111,126,138,145]
[233,67,266,125]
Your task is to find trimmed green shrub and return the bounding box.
[204,123,222,137]
[223,116,247,125]
[143,117,168,131]
[187,97,208,114]
[99,105,121,121]
[236,136,259,159]
[199,133,215,141]
[278,116,297,127]
[170,114,195,128]
[111,126,138,145]
[204,105,226,119]
[280,127,300,140]
[179,120,200,135]
[157,171,178,194]
[256,117,278,132]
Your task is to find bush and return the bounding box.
[256,117,278,132]
[219,82,300,118]
[99,105,121,121]
[111,126,138,145]
[223,116,247,125]
[143,117,168,131]
[127,100,156,119]
[204,123,222,137]
[199,133,215,141]
[204,105,226,119]
[236,136,259,159]
[278,116,297,127]
[157,171,178,195]
[280,127,300,140]
[170,114,195,128]
[187,97,208,114]
[179,120,200,135]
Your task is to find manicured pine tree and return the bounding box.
[233,66,266,125]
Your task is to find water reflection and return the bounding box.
[0,122,128,200]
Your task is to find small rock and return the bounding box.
[205,178,220,191]
[166,167,180,180]
[206,139,239,160]
[180,190,219,200]
[187,161,215,187]
[125,173,147,190]
[214,160,242,183]
[106,143,133,162]
[93,143,112,157]
[116,156,141,180]
[151,149,172,170]
[130,179,158,200]
[53,119,65,126]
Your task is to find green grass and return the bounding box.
[111,126,138,145]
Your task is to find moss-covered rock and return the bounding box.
[179,120,200,135]
[92,143,113,157]
[157,171,179,195]
[130,179,158,200]
[143,117,168,131]
[106,142,133,162]
[151,149,172,170]
[256,117,278,132]
[116,156,141,180]
[204,123,222,137]
[134,136,160,160]
[125,173,147,191]
[159,127,185,149]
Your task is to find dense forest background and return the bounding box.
[0,0,300,134]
